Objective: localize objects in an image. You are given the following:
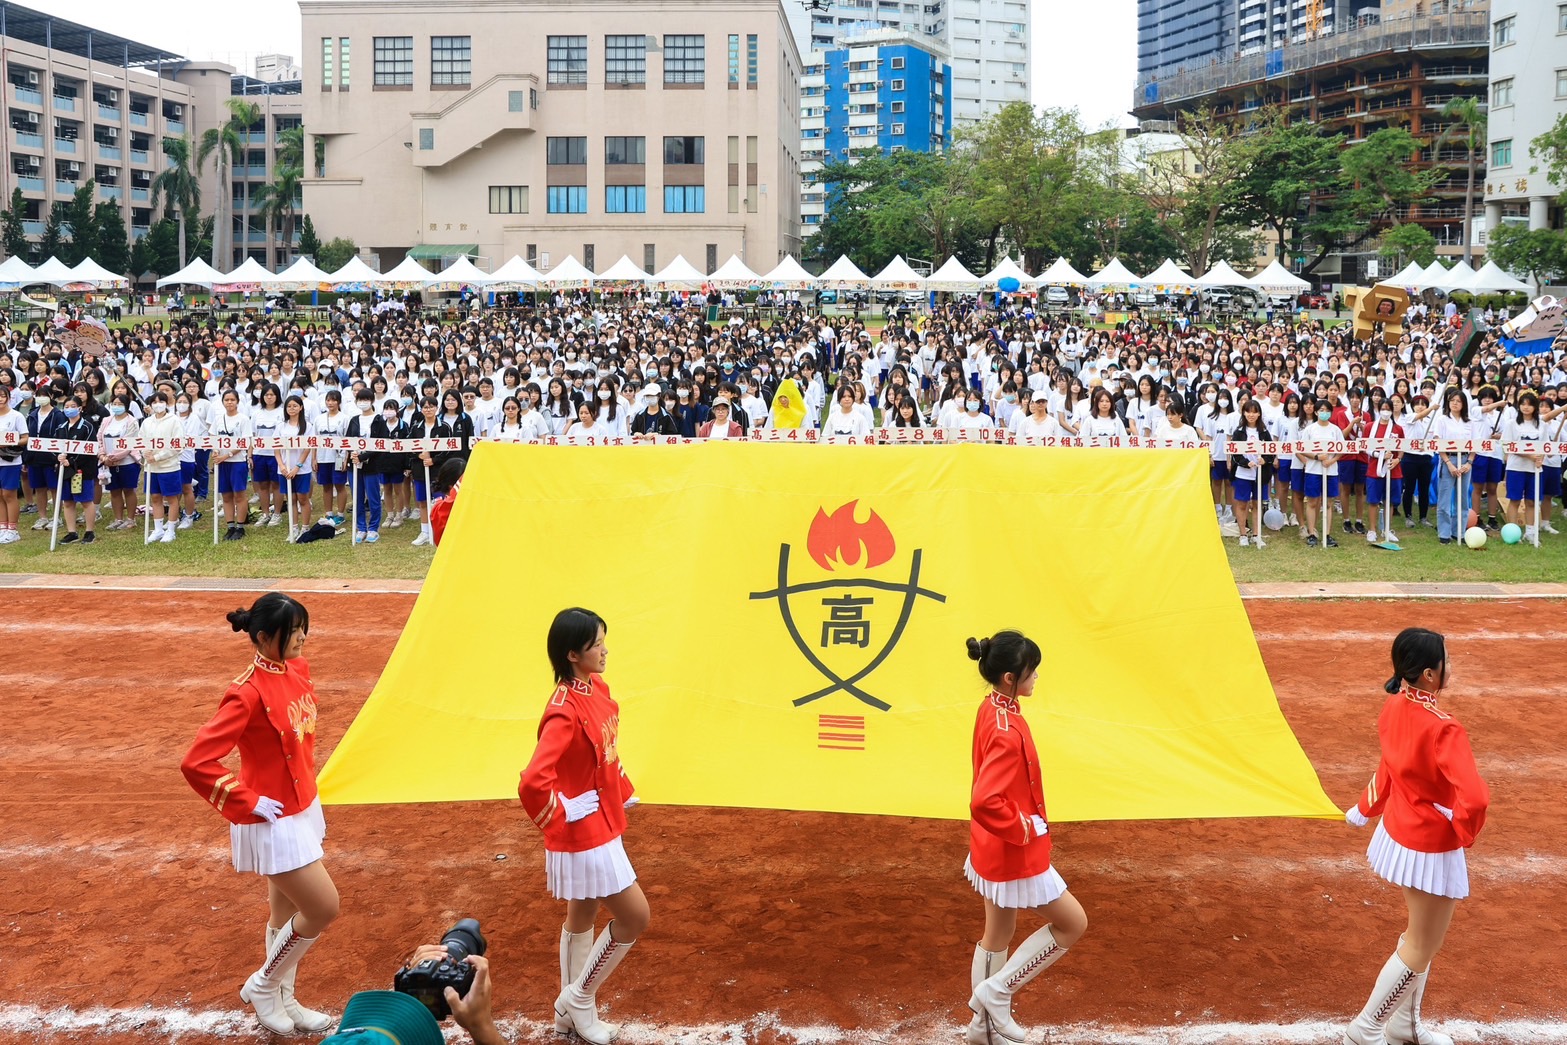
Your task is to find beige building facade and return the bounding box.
[299,0,804,275]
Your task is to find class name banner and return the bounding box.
[320,442,1340,823]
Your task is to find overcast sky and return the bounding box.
[62,0,1138,129]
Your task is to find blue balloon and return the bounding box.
[998,276,1021,293]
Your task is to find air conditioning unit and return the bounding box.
[23,157,39,171]
[67,162,82,174]
[26,71,39,86]
[106,88,120,103]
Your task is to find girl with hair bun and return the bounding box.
[180,593,338,1036]
[961,630,1088,1045]
[1340,627,1489,1045]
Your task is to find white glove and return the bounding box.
[253,795,285,823]
[1029,814,1049,838]
[1432,802,1454,822]
[624,796,641,810]
[1345,806,1369,828]
[562,790,601,823]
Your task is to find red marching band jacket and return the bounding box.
[969,691,1053,882]
[1355,686,1489,853]
[181,653,320,825]
[519,674,636,853]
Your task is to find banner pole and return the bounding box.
[213,454,221,546]
[286,463,296,544]
[351,460,359,549]
[1534,470,1542,548]
[49,461,65,552]
[142,463,151,544]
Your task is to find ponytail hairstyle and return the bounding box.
[227,592,310,656]
[965,630,1042,694]
[547,607,608,683]
[1385,627,1446,694]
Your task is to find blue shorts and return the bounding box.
[1472,455,1505,485]
[1290,465,1306,493]
[1543,465,1563,498]
[149,470,181,497]
[384,471,406,486]
[0,463,20,491]
[1367,476,1403,506]
[1337,458,1367,487]
[1210,461,1230,481]
[26,463,52,490]
[217,460,249,494]
[413,479,428,503]
[1276,459,1292,483]
[1303,473,1339,500]
[107,463,142,491]
[65,477,96,503]
[250,455,279,484]
[180,461,196,486]
[316,463,348,487]
[1505,469,1539,502]
[1233,476,1267,502]
[284,472,312,495]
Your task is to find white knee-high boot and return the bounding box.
[554,925,618,1037]
[1345,950,1420,1045]
[240,916,318,1034]
[968,926,1068,1045]
[1384,938,1451,1045]
[964,943,1008,1045]
[268,923,335,1032]
[554,922,634,1045]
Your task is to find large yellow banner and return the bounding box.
[319,442,1338,822]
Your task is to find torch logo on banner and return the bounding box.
[750,500,945,716]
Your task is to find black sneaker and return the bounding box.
[81,531,96,545]
[1488,515,1499,530]
[1306,534,1319,548]
[233,526,245,540]
[1439,537,1453,545]
[1325,535,1340,548]
[1353,521,1367,534]
[59,531,79,544]
[1342,520,1354,534]
[223,525,236,541]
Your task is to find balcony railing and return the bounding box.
[130,149,150,165]
[52,94,76,112]
[16,175,43,192]
[54,137,77,154]
[165,119,184,134]
[23,219,44,236]
[96,102,120,121]
[16,130,42,149]
[131,224,150,240]
[129,111,149,127]
[55,179,77,195]
[100,185,122,200]
[96,143,122,161]
[131,187,150,202]
[12,84,42,106]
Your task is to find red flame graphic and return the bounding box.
[807,500,896,571]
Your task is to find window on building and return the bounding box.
[1558,68,1567,98]
[605,185,647,213]
[747,34,758,84]
[664,35,705,84]
[340,37,351,88]
[729,34,740,85]
[418,128,434,150]
[606,35,647,84]
[1491,77,1513,106]
[890,56,906,70]
[432,36,472,86]
[891,122,905,135]
[1491,138,1512,167]
[663,135,704,164]
[604,136,645,164]
[548,36,588,85]
[321,38,334,89]
[891,100,905,113]
[1493,15,1515,46]
[508,90,526,111]
[547,186,588,213]
[489,185,528,213]
[373,36,413,86]
[547,136,588,164]
[664,185,705,212]
[891,78,905,91]
[1559,3,1567,32]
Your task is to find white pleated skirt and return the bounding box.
[230,797,326,875]
[546,836,637,901]
[1367,822,1469,900]
[964,856,1069,909]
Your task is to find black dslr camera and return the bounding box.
[393,918,487,1019]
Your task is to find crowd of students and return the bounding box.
[0,294,1561,552]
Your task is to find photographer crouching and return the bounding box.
[323,919,504,1045]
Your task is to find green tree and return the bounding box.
[315,237,358,272]
[1528,113,1567,204]
[1339,128,1441,225]
[1231,113,1347,258]
[252,164,304,266]
[276,125,305,170]
[297,214,322,261]
[145,218,182,275]
[1133,106,1255,274]
[1,187,31,261]
[808,149,982,272]
[963,103,1088,271]
[1431,97,1486,266]
[1378,222,1438,267]
[150,134,202,270]
[38,206,64,260]
[93,199,130,274]
[198,97,261,269]
[62,180,98,265]
[193,214,215,266]
[128,235,152,279]
[1487,225,1567,290]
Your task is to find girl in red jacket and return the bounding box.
[520,608,646,1045]
[1342,627,1489,1045]
[180,593,338,1036]
[962,631,1088,1045]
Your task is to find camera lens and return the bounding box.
[441,918,486,962]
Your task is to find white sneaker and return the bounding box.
[1526,526,1539,543]
[1287,514,1298,526]
[145,524,164,544]
[1253,534,1266,548]
[1298,525,1308,537]
[160,526,176,543]
[1384,529,1399,544]
[249,493,260,504]
[385,515,403,529]
[1239,535,1250,547]
[411,531,431,546]
[31,518,49,531]
[176,514,193,530]
[1543,522,1561,535]
[1365,529,1376,543]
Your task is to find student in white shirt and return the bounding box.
[1500,391,1546,540]
[314,391,349,526]
[822,384,872,441]
[1541,395,1567,535]
[1151,393,1205,448]
[277,394,317,538]
[492,395,551,442]
[1297,396,1344,548]
[138,391,185,544]
[1229,398,1272,548]
[1013,389,1064,440]
[250,383,285,527]
[1275,395,1303,526]
[209,388,254,541]
[1079,388,1127,442]
[1468,385,1506,529]
[949,392,993,442]
[1430,388,1472,544]
[0,392,27,543]
[565,401,611,441]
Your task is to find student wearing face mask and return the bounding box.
[345,390,390,544]
[138,390,185,544]
[949,391,993,442]
[1200,388,1235,523]
[630,386,679,442]
[174,393,204,530]
[1298,398,1343,548]
[53,394,101,545]
[97,391,143,532]
[24,383,64,530]
[1364,402,1404,545]
[0,389,26,543]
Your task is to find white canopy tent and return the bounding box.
[1378,260,1432,290]
[761,256,816,290]
[978,257,1033,288]
[378,255,437,287]
[1451,260,1530,294]
[1085,258,1141,288]
[595,255,653,283]
[431,255,498,287]
[1032,257,1090,287]
[27,256,76,286]
[1431,260,1476,291]
[63,258,129,288]
[869,255,926,289]
[1142,258,1197,290]
[650,254,707,291]
[487,255,544,289]
[216,258,274,287]
[0,255,35,288]
[536,254,595,290]
[817,255,873,289]
[267,257,332,291]
[925,256,983,291]
[708,254,762,289]
[1247,260,1310,293]
[1193,260,1253,288]
[155,258,226,288]
[327,255,383,288]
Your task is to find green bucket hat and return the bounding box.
[319,991,444,1045]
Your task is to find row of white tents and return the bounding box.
[0,249,1529,296]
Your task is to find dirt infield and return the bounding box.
[1,593,1563,1043]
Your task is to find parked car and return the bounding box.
[1300,291,1329,309]
[1266,293,1295,311]
[1043,286,1071,306]
[1131,290,1157,307]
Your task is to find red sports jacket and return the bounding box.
[430,478,461,546]
[1355,686,1489,853]
[1367,420,1404,480]
[969,692,1053,882]
[519,674,636,853]
[181,653,320,825]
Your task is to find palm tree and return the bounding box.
[252,164,304,267]
[276,126,305,170]
[198,97,261,269]
[149,134,201,271]
[1433,96,1487,266]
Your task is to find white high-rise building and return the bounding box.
[797,0,1026,125]
[1484,1,1565,235]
